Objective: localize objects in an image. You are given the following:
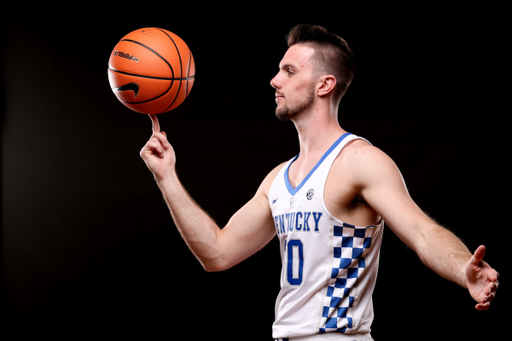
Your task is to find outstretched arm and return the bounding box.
[140,115,277,271]
[349,143,499,310]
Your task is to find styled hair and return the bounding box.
[286,24,355,102]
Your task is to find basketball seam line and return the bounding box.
[109,67,189,104]
[121,39,175,79]
[156,28,183,113]
[108,67,194,81]
[185,50,192,96]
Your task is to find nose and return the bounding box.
[270,72,281,90]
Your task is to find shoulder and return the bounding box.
[336,138,402,187]
[256,162,288,197]
[337,139,392,166]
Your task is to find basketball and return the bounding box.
[108,28,195,115]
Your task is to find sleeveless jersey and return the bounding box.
[269,133,384,340]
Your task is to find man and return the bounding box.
[140,24,499,340]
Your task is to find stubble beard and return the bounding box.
[275,84,316,122]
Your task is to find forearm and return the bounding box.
[415,221,472,288]
[156,171,224,270]
[140,118,275,272]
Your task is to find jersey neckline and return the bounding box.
[284,133,352,197]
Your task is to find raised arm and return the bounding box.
[347,142,499,310]
[140,115,277,272]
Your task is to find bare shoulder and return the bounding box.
[342,139,390,161]
[336,139,403,186]
[257,162,287,197]
[338,139,393,165]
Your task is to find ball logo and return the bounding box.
[115,83,140,98]
[306,189,314,200]
[141,29,156,38]
[114,50,139,63]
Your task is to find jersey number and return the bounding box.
[286,239,304,286]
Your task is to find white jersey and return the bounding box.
[269,133,384,340]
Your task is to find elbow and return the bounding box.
[203,264,223,273]
[202,262,221,273]
[201,258,232,273]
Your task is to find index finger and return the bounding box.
[149,114,160,134]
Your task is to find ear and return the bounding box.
[317,75,337,97]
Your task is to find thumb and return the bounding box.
[470,245,486,266]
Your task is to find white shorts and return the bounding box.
[276,333,373,341]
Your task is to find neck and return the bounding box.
[292,106,346,161]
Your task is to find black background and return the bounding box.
[2,4,507,340]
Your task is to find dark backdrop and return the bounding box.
[2,4,507,340]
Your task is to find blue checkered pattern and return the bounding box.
[319,222,374,334]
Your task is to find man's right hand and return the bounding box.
[140,114,177,181]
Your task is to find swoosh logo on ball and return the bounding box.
[115,83,140,98]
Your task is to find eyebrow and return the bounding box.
[280,63,297,71]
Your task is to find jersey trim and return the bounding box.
[284,133,352,197]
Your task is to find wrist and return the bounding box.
[154,169,179,186]
[461,265,469,289]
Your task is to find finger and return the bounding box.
[470,245,486,265]
[475,302,490,311]
[151,131,169,149]
[489,279,499,293]
[143,136,166,157]
[150,114,160,134]
[480,282,498,305]
[145,140,164,158]
[485,287,496,300]
[141,142,162,160]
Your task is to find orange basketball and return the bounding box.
[108,28,195,114]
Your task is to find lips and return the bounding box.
[275,92,285,102]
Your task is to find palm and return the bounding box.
[465,245,499,310]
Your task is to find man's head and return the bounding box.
[271,44,317,121]
[287,24,355,103]
[271,24,355,122]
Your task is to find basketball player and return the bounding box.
[140,24,499,340]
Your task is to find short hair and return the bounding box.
[286,24,355,102]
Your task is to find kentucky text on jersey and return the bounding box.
[273,211,323,235]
